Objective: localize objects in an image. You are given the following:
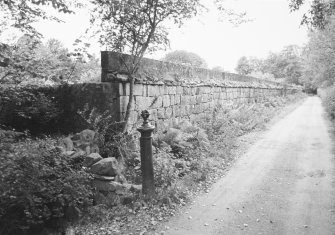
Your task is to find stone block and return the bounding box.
[203,87,211,94]
[133,83,144,96]
[135,96,155,111]
[183,87,191,95]
[129,111,138,124]
[157,108,165,119]
[189,96,197,105]
[166,86,177,95]
[214,87,221,93]
[162,95,171,107]
[92,180,130,193]
[174,95,181,105]
[185,105,192,116]
[148,85,161,96]
[83,153,103,167]
[181,95,189,105]
[165,107,173,118]
[149,96,163,109]
[90,157,120,176]
[119,96,129,113]
[170,95,175,105]
[202,94,209,103]
[173,106,181,117]
[195,87,201,95]
[176,86,183,94]
[148,109,157,121]
[190,87,197,95]
[123,83,131,96]
[196,95,203,103]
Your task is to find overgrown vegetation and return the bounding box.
[319,86,335,118]
[0,129,93,235]
[73,93,304,235]
[0,92,304,235]
[0,35,100,85]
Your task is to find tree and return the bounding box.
[90,0,203,132]
[289,0,335,29]
[260,45,303,84]
[235,45,303,84]
[0,0,81,80]
[235,56,253,75]
[0,36,99,85]
[212,66,225,72]
[0,0,78,37]
[302,16,335,87]
[162,50,208,68]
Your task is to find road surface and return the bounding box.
[163,97,335,235]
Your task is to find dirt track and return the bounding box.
[162,97,335,235]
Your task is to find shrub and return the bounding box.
[0,133,93,235]
[0,85,61,134]
[153,151,179,189]
[320,86,335,118]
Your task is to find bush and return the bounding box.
[0,85,61,134]
[320,86,335,118]
[0,132,93,235]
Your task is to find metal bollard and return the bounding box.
[137,110,155,195]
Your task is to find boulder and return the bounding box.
[130,184,142,193]
[59,136,74,152]
[92,174,115,181]
[69,149,86,160]
[92,180,128,193]
[115,174,127,184]
[79,129,96,144]
[83,153,103,167]
[90,157,119,176]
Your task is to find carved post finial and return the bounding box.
[141,110,150,126]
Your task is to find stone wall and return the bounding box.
[101,52,299,132]
[0,52,298,134]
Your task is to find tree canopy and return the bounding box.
[289,0,335,29]
[235,45,304,85]
[302,16,335,87]
[0,0,80,37]
[162,50,208,68]
[0,35,100,85]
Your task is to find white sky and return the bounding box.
[31,0,309,72]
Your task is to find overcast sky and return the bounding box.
[32,0,309,72]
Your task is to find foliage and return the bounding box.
[0,35,100,85]
[235,56,254,75]
[89,0,203,132]
[302,16,335,88]
[214,0,251,26]
[73,92,305,234]
[0,85,62,133]
[319,86,335,118]
[77,105,133,159]
[0,0,80,37]
[289,0,335,29]
[0,131,93,235]
[162,50,208,68]
[235,45,304,85]
[212,66,225,72]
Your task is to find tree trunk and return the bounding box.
[122,75,134,133]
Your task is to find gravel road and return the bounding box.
[163,96,335,235]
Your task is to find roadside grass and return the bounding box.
[73,92,305,235]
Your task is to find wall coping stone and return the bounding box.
[101,51,301,90]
